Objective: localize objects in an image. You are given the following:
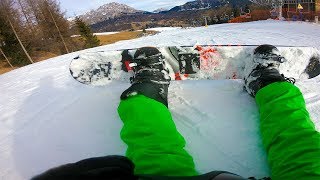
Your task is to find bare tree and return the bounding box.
[0,0,34,64]
[17,0,36,32]
[45,0,69,53]
[24,0,43,25]
[30,0,72,53]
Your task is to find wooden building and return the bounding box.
[282,0,320,20]
[317,0,320,12]
[283,0,320,19]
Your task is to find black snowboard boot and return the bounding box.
[120,47,171,107]
[244,44,295,97]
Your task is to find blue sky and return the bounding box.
[59,0,191,17]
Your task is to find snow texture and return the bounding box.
[1,20,320,179]
[146,27,182,32]
[93,32,119,36]
[71,32,119,38]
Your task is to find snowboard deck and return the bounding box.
[69,45,320,86]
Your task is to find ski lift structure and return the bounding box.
[240,8,252,18]
[270,3,282,19]
[203,16,211,27]
[212,15,219,23]
[230,13,235,20]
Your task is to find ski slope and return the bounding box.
[0,20,320,179]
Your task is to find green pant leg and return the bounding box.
[118,95,198,176]
[256,82,320,180]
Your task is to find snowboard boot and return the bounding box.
[120,47,171,107]
[244,44,295,97]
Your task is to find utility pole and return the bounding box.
[278,0,283,19]
[0,47,14,68]
[46,0,70,53]
[204,16,209,27]
[7,18,34,64]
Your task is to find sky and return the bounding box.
[59,0,192,17]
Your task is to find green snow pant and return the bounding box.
[118,95,198,176]
[118,82,320,179]
[256,82,320,180]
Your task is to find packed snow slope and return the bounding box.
[1,20,320,179]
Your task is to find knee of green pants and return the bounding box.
[118,95,198,176]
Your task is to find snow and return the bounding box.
[71,32,119,38]
[93,32,119,36]
[1,20,320,179]
[67,17,75,22]
[146,27,182,32]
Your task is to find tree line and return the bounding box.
[0,0,99,68]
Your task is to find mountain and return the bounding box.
[78,2,144,25]
[1,20,320,180]
[77,0,252,25]
[90,0,253,32]
[153,8,169,13]
[169,0,252,12]
[77,1,252,27]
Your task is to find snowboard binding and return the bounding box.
[244,44,295,97]
[120,47,171,107]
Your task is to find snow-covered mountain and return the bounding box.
[76,0,252,26]
[153,8,168,13]
[169,0,252,11]
[78,2,143,25]
[1,20,320,180]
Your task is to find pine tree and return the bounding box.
[233,6,240,17]
[75,17,100,48]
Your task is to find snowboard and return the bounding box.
[69,45,320,86]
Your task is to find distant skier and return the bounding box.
[33,45,320,180]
